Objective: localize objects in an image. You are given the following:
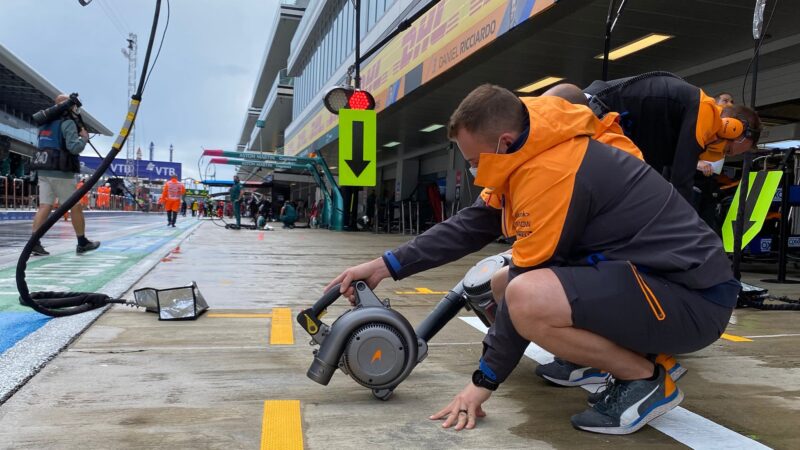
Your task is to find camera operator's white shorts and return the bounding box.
[38,176,78,206]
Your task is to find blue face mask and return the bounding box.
[469,137,503,179]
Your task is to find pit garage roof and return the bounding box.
[0,43,112,136]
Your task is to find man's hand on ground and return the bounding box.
[430,382,491,431]
[325,257,391,303]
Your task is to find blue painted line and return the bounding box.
[0,312,51,354]
[0,211,141,221]
[0,220,194,356]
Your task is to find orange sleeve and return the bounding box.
[509,139,584,268]
[479,188,502,209]
[696,91,724,161]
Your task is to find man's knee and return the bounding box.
[505,269,571,330]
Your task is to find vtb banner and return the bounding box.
[79,156,182,181]
[722,170,782,251]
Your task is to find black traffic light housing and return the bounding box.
[323,86,375,115]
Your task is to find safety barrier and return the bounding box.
[0,177,138,213]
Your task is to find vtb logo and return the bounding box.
[371,349,383,364]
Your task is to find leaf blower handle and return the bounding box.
[296,283,345,337]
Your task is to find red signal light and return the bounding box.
[348,90,372,110]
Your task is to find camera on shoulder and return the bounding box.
[31,93,82,126]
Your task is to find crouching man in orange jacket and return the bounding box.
[325,84,738,435]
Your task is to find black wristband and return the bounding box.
[472,369,499,391]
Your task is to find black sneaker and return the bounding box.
[571,364,683,435]
[535,357,610,387]
[31,243,50,256]
[76,240,101,254]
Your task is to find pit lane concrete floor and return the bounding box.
[0,220,799,449]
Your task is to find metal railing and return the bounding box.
[1,176,141,213]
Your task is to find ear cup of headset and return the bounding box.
[719,117,744,139]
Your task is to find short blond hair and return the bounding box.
[447,84,526,144]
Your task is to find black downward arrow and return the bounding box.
[732,171,768,236]
[345,120,370,178]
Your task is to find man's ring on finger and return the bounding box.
[458,409,468,415]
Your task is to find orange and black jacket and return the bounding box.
[381,96,732,383]
[584,73,725,201]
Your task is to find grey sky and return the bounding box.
[1,0,279,182]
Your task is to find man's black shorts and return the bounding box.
[551,260,736,355]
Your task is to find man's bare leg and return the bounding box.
[69,203,85,236]
[32,203,53,234]
[505,268,653,380]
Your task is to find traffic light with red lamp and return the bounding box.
[323,86,375,114]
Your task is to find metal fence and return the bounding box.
[0,176,144,212]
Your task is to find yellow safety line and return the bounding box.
[270,307,294,345]
[395,287,448,295]
[261,400,303,450]
[721,333,753,342]
[207,313,272,318]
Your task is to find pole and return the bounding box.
[734,32,763,279]
[601,0,616,81]
[776,149,795,282]
[354,0,361,89]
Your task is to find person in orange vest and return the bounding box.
[97,183,110,209]
[160,176,185,227]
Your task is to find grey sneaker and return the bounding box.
[76,240,101,254]
[571,364,683,435]
[31,243,50,256]
[535,357,610,387]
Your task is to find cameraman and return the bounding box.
[29,94,100,256]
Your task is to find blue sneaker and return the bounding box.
[571,364,683,435]
[535,357,610,387]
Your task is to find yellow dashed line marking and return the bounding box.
[270,307,294,345]
[207,313,273,318]
[261,400,303,450]
[721,333,753,342]
[395,287,448,295]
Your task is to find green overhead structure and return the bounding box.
[204,149,344,230]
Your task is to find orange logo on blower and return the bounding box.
[371,349,382,363]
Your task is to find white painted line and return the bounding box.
[427,342,484,346]
[744,333,800,339]
[460,317,771,450]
